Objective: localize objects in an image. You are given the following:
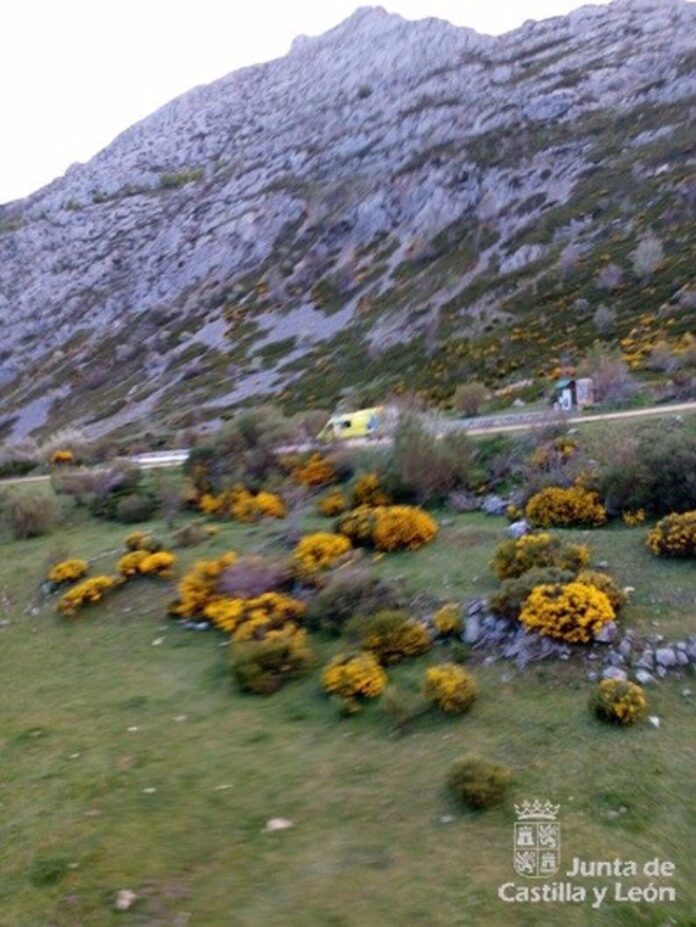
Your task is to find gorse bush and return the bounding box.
[199,486,286,522]
[317,487,348,517]
[350,473,390,508]
[172,552,238,619]
[291,532,352,580]
[525,485,607,528]
[231,629,314,695]
[446,756,511,809]
[118,550,176,579]
[423,664,477,713]
[124,531,162,552]
[646,511,696,558]
[349,610,431,665]
[47,559,88,585]
[305,568,404,634]
[291,453,336,487]
[519,582,615,643]
[492,533,589,580]
[207,593,306,640]
[432,603,463,636]
[575,570,627,612]
[337,505,438,552]
[489,567,575,620]
[590,679,647,725]
[321,651,387,704]
[57,576,118,616]
[115,493,158,524]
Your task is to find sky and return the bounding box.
[0,0,611,205]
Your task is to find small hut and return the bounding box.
[553,377,594,412]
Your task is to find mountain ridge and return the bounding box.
[0,0,694,442]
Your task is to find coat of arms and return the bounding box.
[513,800,561,878]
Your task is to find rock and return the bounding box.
[676,650,689,666]
[618,638,633,658]
[648,716,661,729]
[656,665,668,679]
[602,666,628,682]
[507,519,530,539]
[636,649,654,670]
[263,817,294,833]
[594,621,618,644]
[115,890,137,911]
[606,650,625,667]
[481,495,508,517]
[655,647,677,667]
[682,688,692,697]
[448,490,479,513]
[467,599,485,617]
[634,669,656,685]
[464,615,481,645]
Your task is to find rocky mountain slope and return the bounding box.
[0,0,694,442]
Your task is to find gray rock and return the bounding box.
[481,495,508,517]
[464,615,481,645]
[655,647,677,667]
[676,650,689,666]
[507,519,530,539]
[656,665,668,679]
[634,669,656,685]
[602,667,628,682]
[594,621,618,644]
[636,649,654,670]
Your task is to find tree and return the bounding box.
[452,381,489,417]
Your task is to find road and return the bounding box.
[1,401,694,485]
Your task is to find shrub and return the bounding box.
[199,485,286,522]
[350,473,390,508]
[0,458,36,479]
[218,556,291,599]
[576,570,627,612]
[492,533,589,580]
[452,381,488,416]
[489,567,575,620]
[124,531,162,552]
[622,508,646,527]
[172,552,238,619]
[519,582,615,643]
[321,651,387,703]
[647,511,696,558]
[318,487,347,517]
[590,679,647,725]
[6,493,59,539]
[291,453,336,487]
[207,592,306,639]
[525,485,607,528]
[57,575,118,616]
[47,559,89,584]
[231,629,314,694]
[383,414,482,503]
[598,431,696,516]
[423,664,477,713]
[350,610,431,664]
[306,568,404,634]
[119,550,176,579]
[50,449,75,466]
[115,493,158,524]
[433,603,463,636]
[292,532,352,580]
[446,756,511,809]
[338,505,438,552]
[171,523,208,548]
[381,686,430,730]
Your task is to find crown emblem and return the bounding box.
[514,800,560,821]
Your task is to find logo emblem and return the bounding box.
[513,801,561,878]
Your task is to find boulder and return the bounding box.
[507,519,530,539]
[602,666,628,682]
[594,621,618,644]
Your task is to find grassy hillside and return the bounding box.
[0,491,694,926]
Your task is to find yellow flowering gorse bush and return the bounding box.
[432,603,462,636]
[58,575,118,616]
[173,552,237,619]
[423,664,478,713]
[47,559,88,584]
[590,679,647,725]
[291,453,336,487]
[647,511,696,558]
[50,449,75,465]
[525,485,607,528]
[317,487,347,517]
[338,505,438,552]
[519,581,615,643]
[199,486,286,522]
[350,473,390,508]
[576,570,627,612]
[622,509,646,527]
[355,610,431,664]
[321,652,387,701]
[292,532,352,579]
[492,533,589,580]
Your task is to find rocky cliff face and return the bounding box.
[0,0,694,441]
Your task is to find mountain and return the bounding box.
[0,0,694,443]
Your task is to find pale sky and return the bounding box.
[1,0,611,205]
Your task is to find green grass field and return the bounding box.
[0,495,694,926]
